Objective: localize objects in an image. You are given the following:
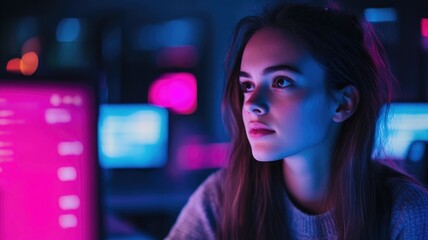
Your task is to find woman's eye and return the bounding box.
[239,81,254,93]
[273,77,293,88]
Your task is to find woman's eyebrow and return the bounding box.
[263,64,302,75]
[239,71,251,78]
[239,64,302,79]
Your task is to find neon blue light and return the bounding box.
[364,8,397,23]
[160,19,197,47]
[135,18,200,50]
[98,104,168,168]
[374,103,428,160]
[56,18,81,42]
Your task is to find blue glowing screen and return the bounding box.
[98,104,168,168]
[374,103,428,160]
[364,8,397,23]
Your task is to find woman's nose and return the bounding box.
[243,87,269,115]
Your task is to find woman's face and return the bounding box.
[240,28,339,162]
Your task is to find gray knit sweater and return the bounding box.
[166,170,428,239]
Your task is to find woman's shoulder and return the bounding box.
[203,168,226,189]
[193,168,226,201]
[377,162,428,205]
[388,176,428,238]
[165,169,225,240]
[389,178,428,211]
[180,168,226,216]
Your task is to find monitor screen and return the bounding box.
[98,104,168,168]
[374,103,428,160]
[0,79,98,240]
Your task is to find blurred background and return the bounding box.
[1,0,428,239]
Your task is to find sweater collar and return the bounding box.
[283,191,337,238]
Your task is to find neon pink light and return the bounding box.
[0,83,97,239]
[177,141,229,169]
[148,72,197,114]
[422,18,428,37]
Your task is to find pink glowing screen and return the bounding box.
[422,18,428,37]
[0,81,97,239]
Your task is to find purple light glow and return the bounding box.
[177,141,229,169]
[22,37,41,55]
[156,46,198,68]
[148,72,197,114]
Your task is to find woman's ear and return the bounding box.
[332,85,360,123]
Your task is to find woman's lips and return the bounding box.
[248,122,275,138]
[249,128,275,138]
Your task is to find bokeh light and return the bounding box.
[6,58,21,73]
[56,18,81,42]
[422,18,428,37]
[21,37,41,55]
[364,8,397,23]
[20,52,39,76]
[148,72,197,114]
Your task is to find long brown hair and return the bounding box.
[219,3,412,239]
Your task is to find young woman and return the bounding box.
[166,3,428,239]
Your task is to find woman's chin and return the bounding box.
[252,152,282,162]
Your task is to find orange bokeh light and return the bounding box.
[6,58,21,73]
[20,52,39,76]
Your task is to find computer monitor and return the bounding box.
[374,102,428,160]
[98,104,168,168]
[0,77,99,240]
